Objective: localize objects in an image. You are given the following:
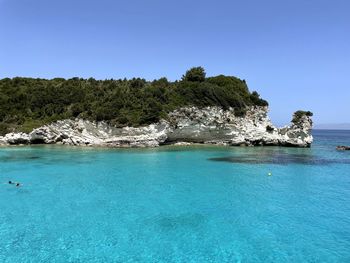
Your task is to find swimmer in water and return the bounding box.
[8,181,21,186]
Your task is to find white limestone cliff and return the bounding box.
[0,106,313,147]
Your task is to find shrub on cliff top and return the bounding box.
[0,67,269,135]
[292,110,313,124]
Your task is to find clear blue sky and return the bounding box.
[0,0,349,126]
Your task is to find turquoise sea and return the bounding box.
[1,130,350,262]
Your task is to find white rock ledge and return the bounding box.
[0,106,313,148]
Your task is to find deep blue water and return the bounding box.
[1,130,350,262]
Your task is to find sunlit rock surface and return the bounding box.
[0,106,313,147]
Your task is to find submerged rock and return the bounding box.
[0,106,313,147]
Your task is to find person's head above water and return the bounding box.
[8,181,13,184]
[16,183,20,187]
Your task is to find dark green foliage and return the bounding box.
[234,108,247,117]
[182,67,206,82]
[0,123,9,135]
[292,110,313,124]
[0,67,269,135]
[250,91,268,106]
[266,125,274,132]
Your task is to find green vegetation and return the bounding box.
[292,110,313,124]
[182,66,206,82]
[0,67,268,135]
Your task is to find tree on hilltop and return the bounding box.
[182,67,206,82]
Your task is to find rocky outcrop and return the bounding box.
[166,106,312,147]
[0,132,30,145]
[0,106,313,147]
[336,146,350,151]
[26,119,169,147]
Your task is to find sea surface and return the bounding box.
[0,130,350,262]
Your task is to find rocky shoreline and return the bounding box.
[0,106,313,148]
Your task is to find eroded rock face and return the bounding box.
[0,106,313,147]
[167,106,273,145]
[1,132,30,145]
[27,119,169,147]
[166,106,313,147]
[277,113,313,147]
